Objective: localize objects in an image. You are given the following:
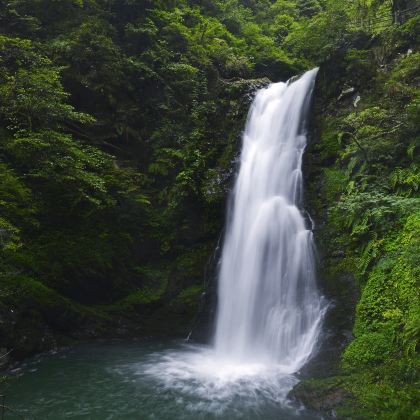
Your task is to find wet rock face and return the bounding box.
[297,270,359,379]
[290,378,354,418]
[188,241,222,343]
[0,310,56,362]
[188,77,273,344]
[290,61,363,417]
[298,68,360,380]
[0,348,10,367]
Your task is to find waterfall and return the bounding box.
[214,68,324,372]
[140,69,325,417]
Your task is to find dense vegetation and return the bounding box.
[300,17,420,416]
[0,0,418,418]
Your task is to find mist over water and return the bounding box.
[6,342,321,419]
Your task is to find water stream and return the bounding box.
[6,69,325,419]
[215,67,324,370]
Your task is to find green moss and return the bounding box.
[323,167,348,202]
[175,285,203,304]
[317,118,342,163]
[352,213,419,343]
[329,213,420,418]
[305,24,420,417]
[0,275,113,358]
[343,332,393,368]
[113,288,163,307]
[102,267,168,315]
[344,49,377,88]
[342,367,420,420]
[1,275,82,318]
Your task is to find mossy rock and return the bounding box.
[290,377,356,418]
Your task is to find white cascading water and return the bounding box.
[215,67,324,372]
[140,69,325,417]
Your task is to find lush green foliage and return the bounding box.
[309,17,419,417]
[0,0,313,348]
[0,0,419,418]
